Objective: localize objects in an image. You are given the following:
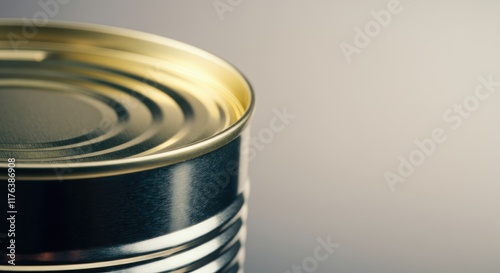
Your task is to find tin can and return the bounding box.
[0,21,254,272]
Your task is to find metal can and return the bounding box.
[0,21,254,272]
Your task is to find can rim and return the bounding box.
[0,20,255,180]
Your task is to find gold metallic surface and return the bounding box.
[0,20,254,180]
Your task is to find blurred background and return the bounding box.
[2,0,500,272]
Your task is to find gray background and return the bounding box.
[2,0,500,272]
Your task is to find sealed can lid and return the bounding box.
[0,21,254,180]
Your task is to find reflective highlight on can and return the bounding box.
[0,21,254,272]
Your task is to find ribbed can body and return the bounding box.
[0,21,254,272]
[0,135,249,272]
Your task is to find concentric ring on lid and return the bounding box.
[0,21,254,180]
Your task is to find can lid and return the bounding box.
[0,21,254,180]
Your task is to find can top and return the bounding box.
[0,21,254,180]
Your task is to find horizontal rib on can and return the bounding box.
[0,21,254,272]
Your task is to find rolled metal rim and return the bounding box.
[0,20,255,180]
